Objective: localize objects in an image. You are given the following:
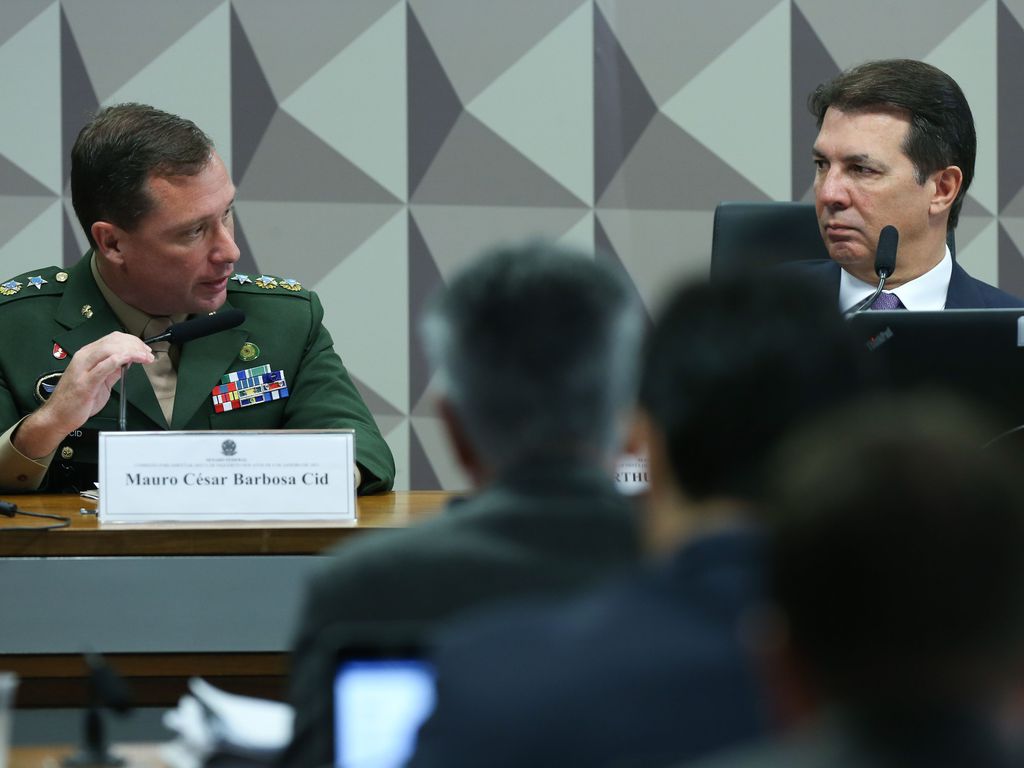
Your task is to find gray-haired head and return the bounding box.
[421,242,643,471]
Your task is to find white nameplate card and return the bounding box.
[614,453,650,496]
[98,430,355,523]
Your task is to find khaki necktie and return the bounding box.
[141,316,179,426]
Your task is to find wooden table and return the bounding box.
[0,492,450,707]
[9,744,163,768]
[0,492,449,555]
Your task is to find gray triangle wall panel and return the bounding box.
[999,1,1024,211]
[791,4,838,202]
[407,5,464,197]
[594,4,658,202]
[60,7,98,187]
[239,111,399,203]
[408,211,443,409]
[230,5,279,185]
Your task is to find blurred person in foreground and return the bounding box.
[407,271,871,768]
[282,242,646,768]
[686,396,1024,768]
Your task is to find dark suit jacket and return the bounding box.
[0,254,395,493]
[683,710,1021,768]
[785,259,1024,308]
[408,527,767,768]
[283,460,641,768]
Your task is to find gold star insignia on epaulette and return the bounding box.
[255,275,278,289]
[280,278,302,291]
[0,280,22,296]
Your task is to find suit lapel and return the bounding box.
[53,253,166,429]
[171,300,249,429]
[943,262,980,309]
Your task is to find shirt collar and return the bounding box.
[90,253,187,336]
[838,244,952,312]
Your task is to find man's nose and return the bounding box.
[816,169,848,208]
[212,220,241,263]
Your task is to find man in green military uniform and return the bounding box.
[0,104,395,494]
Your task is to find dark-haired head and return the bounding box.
[767,395,1024,713]
[71,103,214,247]
[809,59,974,230]
[639,271,868,506]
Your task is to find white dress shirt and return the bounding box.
[839,245,952,312]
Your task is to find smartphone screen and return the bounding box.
[332,658,437,768]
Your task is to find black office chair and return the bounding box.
[710,201,955,280]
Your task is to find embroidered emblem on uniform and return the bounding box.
[255,275,278,290]
[61,446,74,460]
[231,274,252,285]
[27,276,47,290]
[81,304,93,318]
[55,272,69,283]
[239,342,260,362]
[280,278,302,291]
[0,280,22,296]
[210,364,289,413]
[52,343,67,360]
[35,372,63,403]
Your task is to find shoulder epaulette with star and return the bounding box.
[0,266,69,305]
[227,272,310,297]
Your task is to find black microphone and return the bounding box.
[874,224,898,280]
[845,225,899,317]
[143,308,246,345]
[120,308,246,430]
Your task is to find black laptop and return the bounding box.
[846,308,1024,437]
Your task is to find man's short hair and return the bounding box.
[768,395,1024,709]
[639,273,867,503]
[71,103,215,247]
[808,59,975,230]
[421,242,643,469]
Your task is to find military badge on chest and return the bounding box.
[35,372,63,403]
[211,364,290,413]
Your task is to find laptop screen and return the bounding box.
[847,308,1024,436]
[332,657,436,768]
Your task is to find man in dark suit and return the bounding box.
[0,103,394,493]
[282,243,645,768]
[685,396,1024,768]
[406,273,870,768]
[799,58,1022,310]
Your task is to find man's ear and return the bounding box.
[929,165,963,216]
[437,397,487,485]
[91,221,124,264]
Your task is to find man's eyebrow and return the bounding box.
[173,197,236,232]
[811,149,883,167]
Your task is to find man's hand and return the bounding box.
[13,332,155,460]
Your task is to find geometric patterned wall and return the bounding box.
[2,0,1023,490]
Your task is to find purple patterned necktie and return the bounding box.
[870,291,904,310]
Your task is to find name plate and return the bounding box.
[614,453,649,496]
[98,430,355,523]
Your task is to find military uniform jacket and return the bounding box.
[0,255,395,494]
